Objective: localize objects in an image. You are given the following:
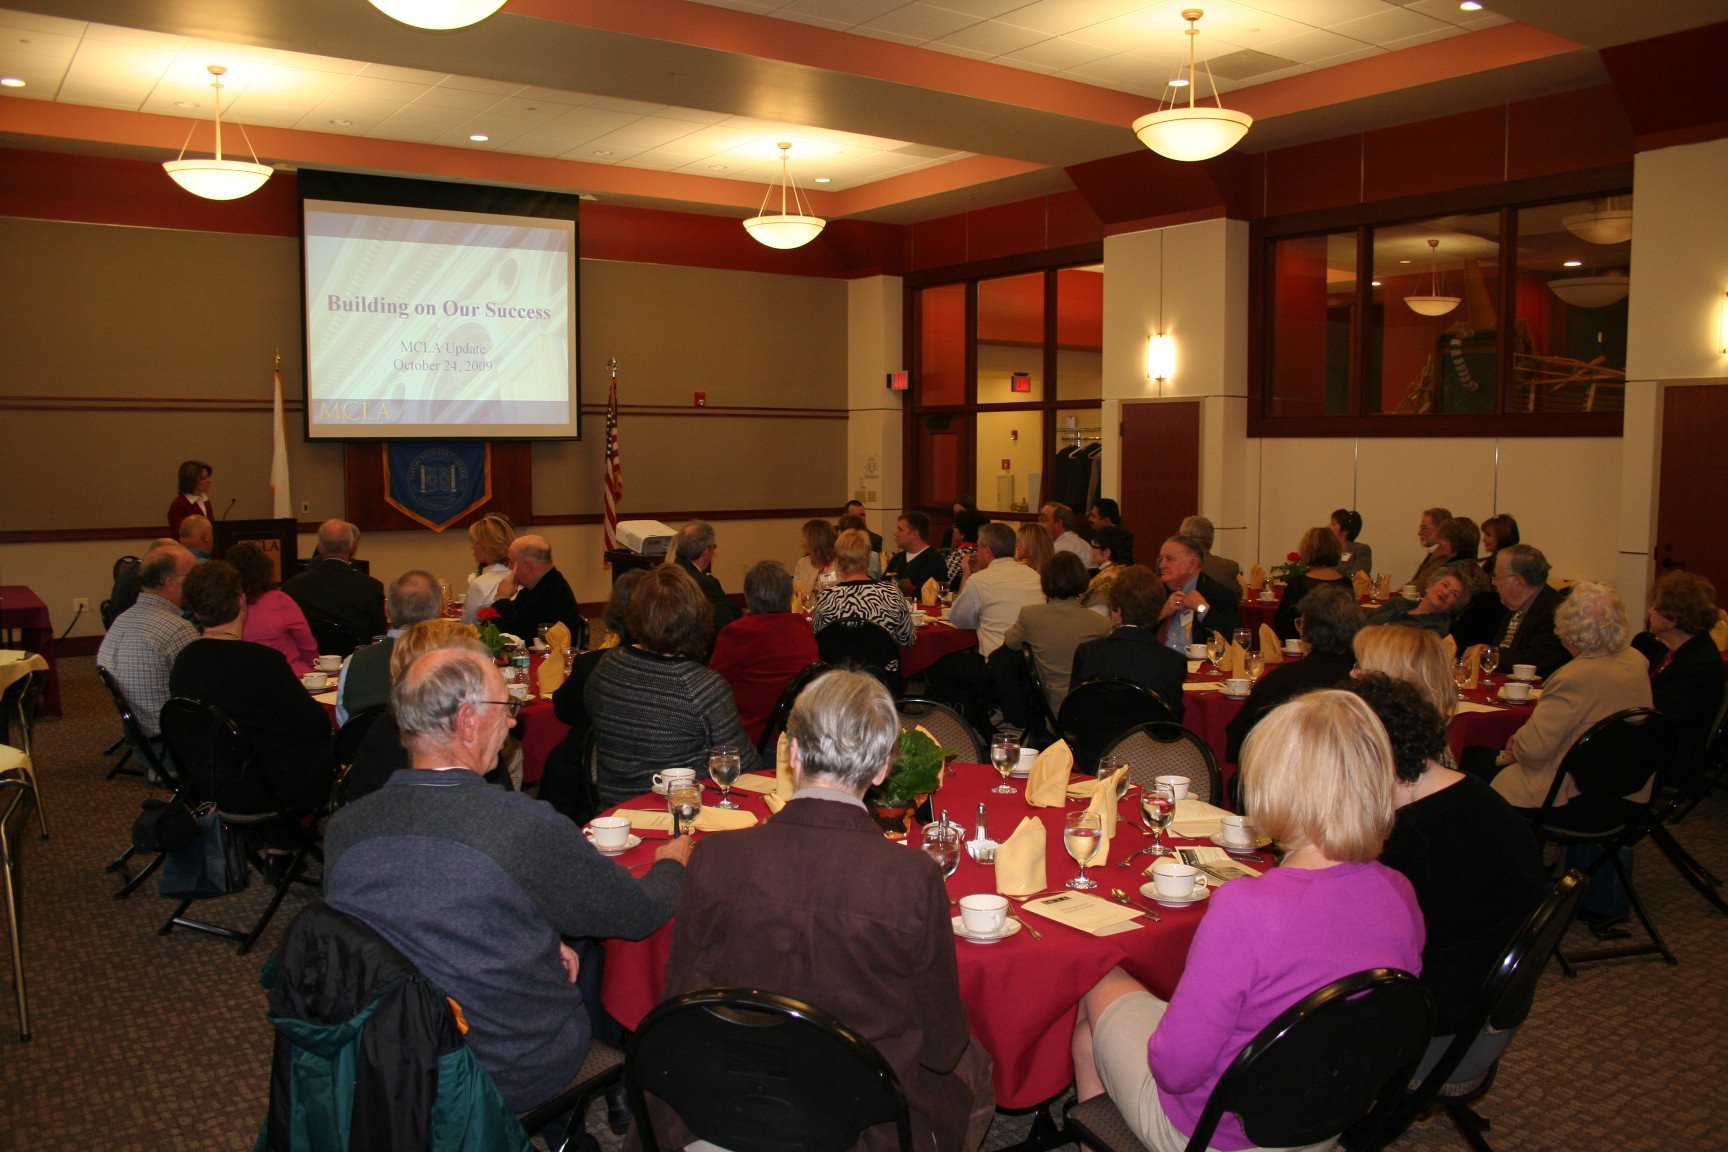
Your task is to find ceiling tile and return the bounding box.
[997,0,1154,38]
[1259,27,1373,63]
[356,60,448,84]
[860,3,978,40]
[0,10,86,36]
[0,27,78,65]
[584,95,668,115]
[778,0,905,25]
[1247,0,1386,23]
[340,74,432,102]
[415,84,504,111]
[1305,44,1387,68]
[851,25,926,45]
[1401,0,1482,27]
[926,0,1033,16]
[1328,6,1451,44]
[998,34,1116,68]
[922,40,993,60]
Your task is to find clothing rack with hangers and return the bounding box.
[1060,427,1102,446]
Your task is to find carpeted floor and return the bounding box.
[4,656,1725,1150]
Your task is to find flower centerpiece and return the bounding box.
[474,605,505,660]
[1269,551,1307,583]
[867,726,954,838]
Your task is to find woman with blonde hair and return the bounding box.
[792,518,839,602]
[462,513,516,623]
[1070,690,1422,1152]
[1016,521,1054,576]
[1353,624,1457,719]
[1273,526,1348,640]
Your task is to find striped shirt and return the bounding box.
[810,578,917,645]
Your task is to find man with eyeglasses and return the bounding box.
[1488,544,1571,677]
[325,644,692,1127]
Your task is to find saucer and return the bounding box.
[1497,687,1538,706]
[1220,691,1251,701]
[951,916,1022,944]
[1140,881,1211,908]
[1210,832,1272,852]
[585,832,642,855]
[303,677,334,692]
[650,779,697,796]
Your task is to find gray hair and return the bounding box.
[388,569,443,627]
[1499,543,1550,587]
[177,513,211,544]
[510,535,552,565]
[675,520,716,563]
[1163,534,1205,564]
[1178,515,1215,552]
[138,544,190,589]
[978,521,1017,559]
[393,646,493,740]
[1297,583,1365,656]
[316,520,360,557]
[1555,581,1630,657]
[1423,506,1453,526]
[787,669,899,793]
[744,560,793,615]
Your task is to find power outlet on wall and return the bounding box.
[72,596,89,614]
[301,501,311,514]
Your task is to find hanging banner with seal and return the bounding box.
[382,440,492,531]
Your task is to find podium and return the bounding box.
[604,549,663,582]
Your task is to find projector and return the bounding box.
[615,520,676,556]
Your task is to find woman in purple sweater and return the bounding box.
[1071,690,1424,1152]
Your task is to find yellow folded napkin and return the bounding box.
[1712,610,1728,652]
[1083,767,1126,865]
[1352,570,1371,598]
[545,622,571,651]
[1443,635,1458,661]
[1025,741,1073,808]
[764,792,786,814]
[774,733,796,800]
[619,807,758,833]
[536,652,565,696]
[1258,624,1282,664]
[731,772,778,794]
[920,577,941,606]
[1249,563,1268,590]
[1226,641,1246,679]
[1066,777,1099,800]
[1236,572,1251,597]
[1374,573,1392,599]
[995,816,1047,896]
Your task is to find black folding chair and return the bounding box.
[0,762,35,1040]
[758,660,832,760]
[1057,676,1176,775]
[1,671,47,839]
[329,708,384,810]
[1067,969,1432,1152]
[1021,645,1060,734]
[97,667,183,896]
[815,618,902,695]
[1099,721,1223,806]
[628,987,912,1152]
[897,697,985,763]
[1524,707,1678,971]
[308,617,362,658]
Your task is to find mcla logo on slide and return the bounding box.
[409,447,469,513]
[318,400,398,422]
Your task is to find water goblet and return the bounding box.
[1453,659,1472,690]
[989,735,1020,795]
[1141,783,1175,857]
[920,821,962,879]
[1206,632,1226,673]
[1097,755,1131,801]
[1064,810,1103,890]
[708,744,742,809]
[667,782,702,837]
[1232,628,1253,655]
[1478,646,1500,686]
[1246,651,1266,683]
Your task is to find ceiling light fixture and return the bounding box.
[162,65,272,201]
[469,133,489,141]
[743,141,824,250]
[1132,9,1252,162]
[0,77,24,88]
[1405,238,1461,317]
[367,0,507,30]
[1548,274,1629,309]
[1563,198,1633,245]
[1459,1,1483,11]
[1562,260,1582,268]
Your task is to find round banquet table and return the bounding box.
[596,763,1259,1110]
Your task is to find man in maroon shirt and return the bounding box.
[707,560,820,746]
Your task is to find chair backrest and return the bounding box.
[627,987,911,1152]
[1057,676,1176,774]
[309,617,362,658]
[1542,707,1677,811]
[112,554,142,581]
[1020,646,1058,727]
[1,670,42,758]
[1101,721,1222,805]
[96,666,173,784]
[330,709,385,808]
[897,697,985,763]
[759,660,832,758]
[1191,968,1432,1152]
[814,619,901,693]
[158,696,252,810]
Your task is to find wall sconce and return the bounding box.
[1718,291,1728,355]
[1148,333,1176,383]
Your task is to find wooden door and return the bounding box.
[1656,384,1728,596]
[1119,401,1200,555]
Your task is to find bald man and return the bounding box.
[281,519,387,654]
[97,544,198,738]
[177,514,214,562]
[490,534,585,644]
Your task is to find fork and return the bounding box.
[1007,912,1043,940]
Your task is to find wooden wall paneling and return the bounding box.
[1119,401,1199,551]
[342,441,533,535]
[1656,384,1728,599]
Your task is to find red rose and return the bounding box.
[476,606,500,621]
[1287,552,1300,562]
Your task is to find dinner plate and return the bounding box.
[1139,882,1210,909]
[951,916,1022,944]
[1209,832,1272,852]
[585,832,642,855]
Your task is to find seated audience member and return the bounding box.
[1407,506,1453,591]
[950,522,1044,659]
[541,571,645,823]
[166,458,213,537]
[461,512,515,624]
[1155,534,1242,652]
[1348,672,1544,1080]
[811,529,917,645]
[1070,691,1422,1152]
[96,543,199,740]
[1462,582,1651,810]
[1081,526,1133,615]
[108,538,174,622]
[489,533,585,645]
[1488,544,1570,678]
[836,513,882,579]
[227,541,317,676]
[325,644,690,1117]
[710,560,822,746]
[177,513,214,563]
[1330,508,1372,579]
[660,669,995,1152]
[169,561,333,856]
[1421,516,1489,603]
[1088,498,1121,532]
[335,569,441,724]
[1072,565,1186,724]
[944,508,988,589]
[671,519,742,631]
[887,511,947,594]
[1179,515,1240,595]
[938,495,978,549]
[1226,584,1364,762]
[586,564,760,806]
[791,518,839,601]
[1631,571,1726,794]
[343,619,521,804]
[1016,521,1055,577]
[1040,502,1092,565]
[1366,572,1466,637]
[1479,513,1519,578]
[282,519,387,652]
[842,499,885,554]
[996,552,1111,725]
[1274,526,1349,641]
[1353,624,1457,722]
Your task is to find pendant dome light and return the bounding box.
[368,0,508,30]
[1131,10,1252,162]
[742,141,825,250]
[1405,238,1461,317]
[162,65,272,201]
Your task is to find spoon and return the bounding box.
[1110,887,1161,921]
[1007,912,1043,940]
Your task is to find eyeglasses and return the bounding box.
[478,699,523,718]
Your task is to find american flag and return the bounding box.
[602,360,621,562]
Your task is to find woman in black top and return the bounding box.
[1273,526,1348,640]
[1226,583,1362,761]
[1631,571,1726,794]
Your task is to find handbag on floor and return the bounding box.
[160,805,249,899]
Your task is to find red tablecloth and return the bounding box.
[598,764,1239,1109]
[0,585,61,717]
[902,621,978,677]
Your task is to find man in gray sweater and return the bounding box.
[325,644,692,1115]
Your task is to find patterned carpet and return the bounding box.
[4,657,1725,1151]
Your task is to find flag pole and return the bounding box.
[602,358,622,568]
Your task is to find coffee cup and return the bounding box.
[1185,642,1209,659]
[1512,664,1538,681]
[1223,678,1250,696]
[1150,860,1206,900]
[1154,775,1190,801]
[1282,638,1303,655]
[1259,589,1276,602]
[1502,681,1532,702]
[314,654,342,672]
[967,838,998,864]
[1221,814,1257,847]
[1401,584,1419,599]
[652,767,697,794]
[587,815,632,850]
[1016,747,1037,773]
[508,683,530,702]
[301,671,326,690]
[958,893,1008,937]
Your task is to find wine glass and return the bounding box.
[1141,783,1175,857]
[1478,646,1500,686]
[708,744,742,809]
[1453,659,1472,691]
[1097,755,1131,802]
[1064,810,1103,890]
[920,821,962,879]
[667,782,702,837]
[1246,651,1266,684]
[562,647,577,676]
[1206,632,1226,673]
[989,734,1020,795]
[1232,627,1253,655]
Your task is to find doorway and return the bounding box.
[1656,383,1728,597]
[1119,401,1200,553]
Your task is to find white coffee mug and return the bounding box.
[508,683,530,702]
[1512,664,1538,681]
[1401,584,1419,599]
[587,815,632,850]
[314,654,342,672]
[1223,678,1251,696]
[1221,814,1256,847]
[301,672,326,690]
[1502,681,1532,702]
[1259,589,1276,602]
[1155,775,1190,801]
[1150,860,1206,899]
[1282,638,1303,654]
[1185,642,1209,659]
[1016,747,1038,773]
[652,768,697,793]
[958,893,1008,937]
